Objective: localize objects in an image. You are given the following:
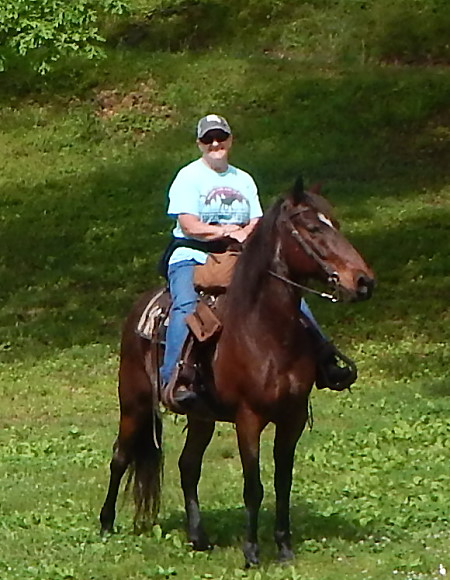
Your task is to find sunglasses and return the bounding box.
[199,129,230,145]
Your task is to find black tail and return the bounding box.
[125,406,163,532]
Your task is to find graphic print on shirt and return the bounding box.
[200,187,250,224]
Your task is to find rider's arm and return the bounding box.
[227,217,260,243]
[178,213,239,241]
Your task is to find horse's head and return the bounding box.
[277,176,375,302]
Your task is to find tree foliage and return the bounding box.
[0,0,128,74]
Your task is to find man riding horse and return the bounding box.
[158,114,355,410]
[100,129,375,562]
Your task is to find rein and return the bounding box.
[268,270,338,302]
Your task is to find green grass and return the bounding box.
[1,4,450,578]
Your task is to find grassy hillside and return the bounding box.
[1,2,449,578]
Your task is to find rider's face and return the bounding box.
[197,130,233,165]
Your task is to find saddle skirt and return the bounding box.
[136,288,169,341]
[136,288,222,344]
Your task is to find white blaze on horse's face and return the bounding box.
[317,212,335,229]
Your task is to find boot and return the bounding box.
[174,362,200,404]
[160,361,200,413]
[315,341,357,391]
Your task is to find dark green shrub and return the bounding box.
[369,0,450,64]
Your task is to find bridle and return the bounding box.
[268,203,340,302]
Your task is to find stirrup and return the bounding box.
[160,362,198,414]
[316,344,357,391]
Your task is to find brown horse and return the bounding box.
[99,177,375,566]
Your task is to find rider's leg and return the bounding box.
[160,260,197,385]
[300,298,328,340]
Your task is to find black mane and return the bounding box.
[226,197,284,315]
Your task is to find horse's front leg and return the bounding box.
[236,407,266,567]
[273,408,308,561]
[178,417,215,551]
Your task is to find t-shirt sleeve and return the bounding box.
[167,166,200,218]
[246,175,263,219]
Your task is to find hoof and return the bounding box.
[192,538,213,552]
[244,557,260,569]
[243,542,260,568]
[99,509,115,537]
[99,526,113,537]
[190,530,213,552]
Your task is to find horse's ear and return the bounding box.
[308,182,323,195]
[290,175,304,205]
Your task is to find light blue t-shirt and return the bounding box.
[167,158,263,265]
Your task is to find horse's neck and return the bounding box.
[240,275,302,337]
[221,276,310,375]
[225,236,307,336]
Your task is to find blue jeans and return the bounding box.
[160,261,327,384]
[160,260,198,384]
[300,298,327,341]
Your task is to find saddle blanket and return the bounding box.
[135,288,168,340]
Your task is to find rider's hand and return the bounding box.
[227,228,248,243]
[221,224,241,236]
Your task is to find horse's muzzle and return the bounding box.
[355,273,375,301]
[336,272,375,302]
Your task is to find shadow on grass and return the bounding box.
[421,377,450,398]
[156,502,372,554]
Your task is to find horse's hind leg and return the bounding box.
[100,361,162,536]
[273,410,308,561]
[99,414,137,535]
[178,417,215,551]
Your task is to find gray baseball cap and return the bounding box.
[196,114,231,139]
